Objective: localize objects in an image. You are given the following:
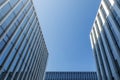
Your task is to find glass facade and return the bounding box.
[90,0,120,80]
[0,0,48,80]
[45,72,98,80]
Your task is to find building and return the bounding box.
[90,0,120,80]
[0,0,48,80]
[45,72,98,80]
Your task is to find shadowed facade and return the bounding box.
[90,0,120,80]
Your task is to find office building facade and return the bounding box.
[45,72,98,80]
[90,0,120,80]
[0,0,48,80]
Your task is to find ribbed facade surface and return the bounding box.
[45,72,98,80]
[90,0,120,80]
[0,0,48,80]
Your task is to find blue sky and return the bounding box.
[33,0,101,71]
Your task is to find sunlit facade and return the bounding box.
[45,72,98,80]
[0,0,48,80]
[90,0,120,80]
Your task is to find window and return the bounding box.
[20,51,30,71]
[7,24,16,38]
[15,34,24,50]
[15,45,26,72]
[3,48,16,70]
[10,53,19,72]
[0,40,6,52]
[9,0,19,7]
[24,23,30,35]
[104,0,111,8]
[0,2,11,21]
[27,9,33,19]
[11,28,21,44]
[0,43,13,65]
[25,29,31,41]
[7,72,13,80]
[98,13,103,26]
[115,0,120,9]
[111,8,120,30]
[100,5,107,19]
[3,35,9,43]
[0,0,6,5]
[14,20,19,26]
[17,12,25,23]
[110,8,119,23]
[13,1,23,15]
[0,12,2,22]
[19,17,28,30]
[111,8,117,17]
[1,12,15,30]
[24,2,31,14]
[107,18,119,41]
[115,60,120,75]
[18,39,26,54]
[0,71,6,80]
[116,16,120,26]
[22,0,28,5]
[29,13,34,25]
[0,27,3,36]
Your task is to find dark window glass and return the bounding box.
[0,27,3,36]
[0,2,11,21]
[116,16,120,27]
[0,40,6,52]
[111,8,117,17]
[111,7,120,29]
[0,13,2,22]
[100,5,107,19]
[107,18,119,41]
[107,17,120,48]
[115,59,120,75]
[115,0,120,9]
[104,0,111,8]
[98,14,103,26]
[7,72,14,80]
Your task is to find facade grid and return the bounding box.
[90,0,120,80]
[0,0,48,80]
[45,72,98,80]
